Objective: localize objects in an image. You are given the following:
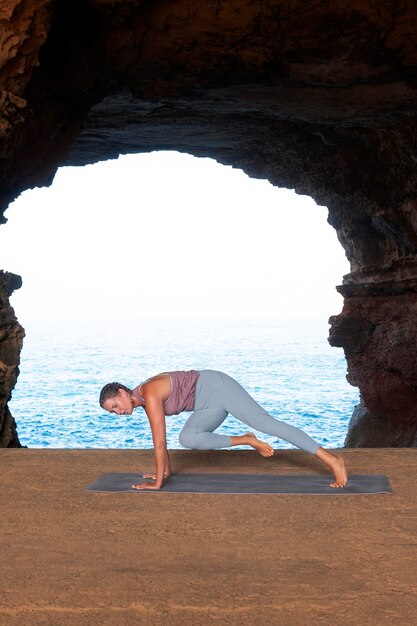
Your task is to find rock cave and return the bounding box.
[1,0,417,448]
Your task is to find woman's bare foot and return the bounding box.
[329,454,348,488]
[315,447,348,488]
[230,432,274,457]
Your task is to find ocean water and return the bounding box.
[10,316,358,450]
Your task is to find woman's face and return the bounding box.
[103,389,134,415]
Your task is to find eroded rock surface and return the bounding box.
[0,271,25,447]
[1,0,417,446]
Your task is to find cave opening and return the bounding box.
[0,150,358,450]
[2,0,417,452]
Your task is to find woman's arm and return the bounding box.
[164,449,172,477]
[142,450,171,479]
[131,393,168,490]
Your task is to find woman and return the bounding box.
[99,369,347,490]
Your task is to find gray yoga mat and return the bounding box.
[85,472,392,494]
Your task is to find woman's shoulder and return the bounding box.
[140,374,171,399]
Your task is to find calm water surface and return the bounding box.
[10,317,358,450]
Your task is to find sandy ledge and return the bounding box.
[0,448,416,626]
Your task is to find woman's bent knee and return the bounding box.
[179,429,196,449]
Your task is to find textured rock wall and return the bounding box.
[0,271,25,447]
[0,0,54,216]
[1,0,417,446]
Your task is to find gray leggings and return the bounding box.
[178,370,320,455]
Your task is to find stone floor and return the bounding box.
[0,448,416,626]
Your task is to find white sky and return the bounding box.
[0,151,349,323]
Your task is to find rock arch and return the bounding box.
[2,0,417,446]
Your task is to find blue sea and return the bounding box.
[10,316,358,450]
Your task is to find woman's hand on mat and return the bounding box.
[142,472,171,479]
[131,481,163,490]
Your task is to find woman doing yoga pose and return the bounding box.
[99,369,347,490]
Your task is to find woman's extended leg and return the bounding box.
[215,372,347,487]
[215,372,320,453]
